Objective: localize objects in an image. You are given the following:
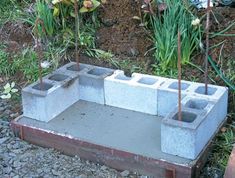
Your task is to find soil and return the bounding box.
[96,0,153,62]
[0,22,33,53]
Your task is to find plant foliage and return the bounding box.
[150,0,201,71]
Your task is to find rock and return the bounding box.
[0,106,6,112]
[10,112,19,118]
[101,19,117,27]
[78,174,88,178]
[101,165,107,170]
[52,169,61,176]
[120,170,130,177]
[0,137,8,144]
[127,48,139,57]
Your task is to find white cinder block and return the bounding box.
[22,74,80,122]
[157,79,195,117]
[104,71,165,114]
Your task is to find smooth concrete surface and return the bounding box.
[18,100,192,165]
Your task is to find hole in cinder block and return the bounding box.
[48,74,69,82]
[195,86,217,95]
[185,99,208,110]
[172,111,197,123]
[88,68,111,76]
[169,82,190,90]
[67,64,86,72]
[115,74,131,81]
[137,77,158,85]
[32,82,53,91]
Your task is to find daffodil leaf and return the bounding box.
[79,7,89,13]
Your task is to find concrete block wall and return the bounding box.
[104,71,165,114]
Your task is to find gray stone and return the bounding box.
[78,174,88,178]
[120,170,130,177]
[0,137,8,144]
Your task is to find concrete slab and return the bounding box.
[17,100,192,165]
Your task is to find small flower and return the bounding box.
[83,0,93,9]
[40,61,51,69]
[191,18,200,26]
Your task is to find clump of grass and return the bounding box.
[0,46,52,82]
[209,125,235,172]
[0,45,17,76]
[12,48,52,82]
[149,0,201,71]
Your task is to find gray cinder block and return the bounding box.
[157,79,194,117]
[104,71,165,114]
[79,66,114,104]
[57,62,93,76]
[57,62,114,104]
[161,100,217,159]
[22,73,80,122]
[190,83,228,125]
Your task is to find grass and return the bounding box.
[0,45,52,82]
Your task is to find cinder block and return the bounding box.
[157,79,194,117]
[190,83,228,124]
[22,73,80,122]
[104,71,165,114]
[57,62,93,76]
[79,66,114,104]
[161,101,216,159]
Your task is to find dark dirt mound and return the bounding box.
[96,0,153,61]
[0,22,33,53]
